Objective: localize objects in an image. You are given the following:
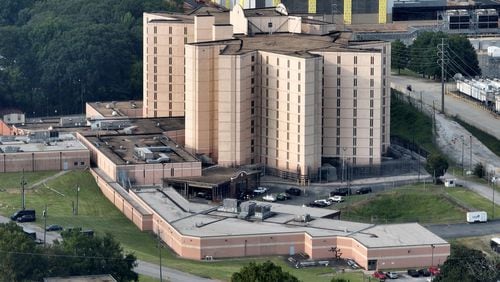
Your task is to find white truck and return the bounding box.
[466,211,487,223]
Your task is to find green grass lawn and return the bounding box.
[0,171,58,190]
[390,91,439,154]
[454,118,500,157]
[445,187,500,220]
[339,185,466,224]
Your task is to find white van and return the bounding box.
[466,211,487,223]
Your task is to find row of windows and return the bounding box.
[153,26,188,35]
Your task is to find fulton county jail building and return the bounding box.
[143,4,391,184]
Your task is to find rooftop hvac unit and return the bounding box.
[238,201,256,219]
[254,204,272,220]
[294,214,312,222]
[222,198,239,213]
[2,146,21,153]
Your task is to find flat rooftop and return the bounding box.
[84,134,197,165]
[0,134,88,153]
[135,187,448,247]
[351,223,449,248]
[170,166,260,186]
[192,32,383,58]
[146,8,230,25]
[87,101,142,118]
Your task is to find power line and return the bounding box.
[0,249,137,261]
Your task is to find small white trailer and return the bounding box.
[466,211,487,223]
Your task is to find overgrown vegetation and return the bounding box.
[454,118,500,158]
[390,91,438,154]
[0,0,182,115]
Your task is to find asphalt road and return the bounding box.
[426,220,500,239]
[391,75,500,140]
[135,260,218,282]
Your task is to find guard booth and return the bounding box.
[444,179,456,187]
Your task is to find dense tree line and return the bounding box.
[0,222,138,281]
[391,32,480,79]
[0,0,181,115]
[434,244,499,282]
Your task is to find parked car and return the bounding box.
[276,193,291,201]
[308,201,328,208]
[253,187,269,195]
[286,187,301,196]
[330,187,351,196]
[372,271,386,281]
[262,194,277,202]
[196,192,212,200]
[17,214,36,222]
[419,269,431,277]
[314,199,332,206]
[328,195,345,203]
[46,224,63,232]
[428,266,441,276]
[385,272,398,279]
[11,209,36,221]
[346,259,359,269]
[407,269,420,277]
[356,187,372,194]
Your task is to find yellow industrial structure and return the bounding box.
[343,0,352,24]
[379,0,387,23]
[309,0,317,14]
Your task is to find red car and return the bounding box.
[429,266,441,276]
[372,271,386,281]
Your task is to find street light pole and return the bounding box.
[461,136,464,175]
[43,204,47,247]
[21,169,27,210]
[431,244,435,280]
[469,135,472,172]
[76,185,80,216]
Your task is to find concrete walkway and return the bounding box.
[28,170,71,189]
[445,173,500,206]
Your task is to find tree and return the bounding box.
[0,0,179,115]
[0,222,45,281]
[0,223,138,281]
[53,232,138,281]
[231,261,299,282]
[473,163,485,178]
[434,244,497,282]
[391,39,408,74]
[425,153,449,181]
[408,32,480,79]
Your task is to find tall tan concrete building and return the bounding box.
[144,5,390,181]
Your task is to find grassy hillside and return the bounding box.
[454,118,500,157]
[390,91,438,154]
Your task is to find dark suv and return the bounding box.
[330,188,351,197]
[286,187,301,196]
[17,214,36,222]
[356,187,372,194]
[11,209,36,221]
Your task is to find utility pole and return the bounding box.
[469,135,472,172]
[432,101,436,134]
[437,38,447,113]
[75,185,80,216]
[43,205,47,247]
[21,169,27,210]
[461,136,465,175]
[158,227,163,282]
